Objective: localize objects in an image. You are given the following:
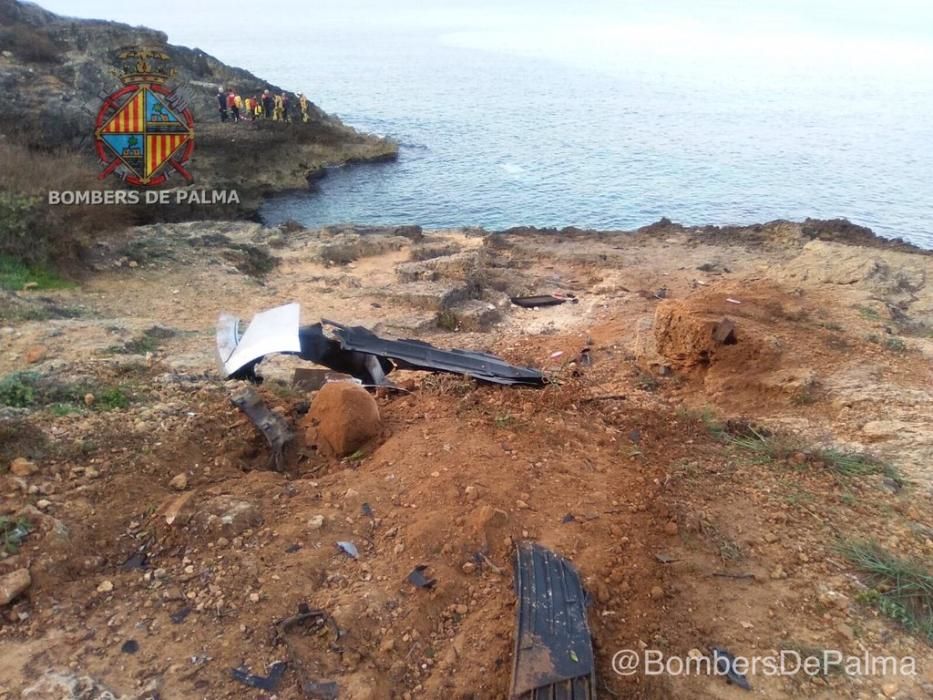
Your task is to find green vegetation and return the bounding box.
[0,254,74,291]
[855,305,881,321]
[840,541,933,643]
[0,516,32,555]
[884,336,907,352]
[436,310,460,331]
[0,371,132,412]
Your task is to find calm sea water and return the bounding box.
[252,30,933,247]
[41,2,933,248]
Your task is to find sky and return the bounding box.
[35,1,933,86]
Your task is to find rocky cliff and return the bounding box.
[0,0,397,213]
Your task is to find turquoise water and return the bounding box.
[41,1,933,247]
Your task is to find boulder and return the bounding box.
[9,457,37,477]
[302,382,382,457]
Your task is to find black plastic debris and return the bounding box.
[229,385,294,471]
[361,502,374,518]
[629,429,641,444]
[230,661,287,691]
[561,513,576,524]
[710,646,752,690]
[510,294,576,308]
[407,564,436,589]
[285,543,302,553]
[274,604,341,699]
[170,606,192,624]
[120,551,149,571]
[511,542,595,698]
[327,319,546,387]
[120,639,139,654]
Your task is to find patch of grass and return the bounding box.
[96,387,130,411]
[49,403,82,417]
[790,387,818,405]
[0,372,37,407]
[0,516,32,555]
[0,254,73,292]
[635,371,660,392]
[883,336,907,353]
[813,449,886,478]
[819,321,844,332]
[855,305,881,321]
[436,310,460,331]
[494,412,515,429]
[839,540,933,643]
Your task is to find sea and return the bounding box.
[41,1,933,248]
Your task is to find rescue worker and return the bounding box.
[261,90,274,120]
[217,87,227,122]
[273,92,285,121]
[244,95,254,119]
[227,90,239,122]
[298,93,310,123]
[234,93,244,119]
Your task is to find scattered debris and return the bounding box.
[510,293,576,308]
[230,661,287,692]
[561,513,576,524]
[711,572,756,580]
[120,640,139,654]
[655,288,669,299]
[285,543,302,553]
[1,517,32,554]
[217,304,546,386]
[120,551,149,571]
[510,542,595,697]
[170,606,192,624]
[406,564,437,589]
[549,351,564,359]
[274,604,341,699]
[725,297,742,304]
[577,347,593,366]
[229,385,294,471]
[655,553,678,564]
[710,646,752,690]
[361,502,374,518]
[336,541,359,559]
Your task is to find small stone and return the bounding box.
[454,604,468,615]
[128,260,138,268]
[687,648,703,660]
[649,585,664,599]
[249,592,260,603]
[881,683,898,698]
[461,562,477,574]
[430,471,440,478]
[464,485,479,501]
[763,532,779,543]
[24,346,47,364]
[9,458,37,477]
[36,499,51,510]
[97,580,114,593]
[0,569,31,606]
[84,467,100,479]
[770,565,787,580]
[663,521,678,536]
[83,393,95,407]
[308,515,325,530]
[515,500,529,509]
[169,473,188,491]
[379,638,395,653]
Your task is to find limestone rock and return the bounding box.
[0,568,31,605]
[198,495,262,536]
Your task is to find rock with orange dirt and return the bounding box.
[0,218,931,699]
[301,381,383,457]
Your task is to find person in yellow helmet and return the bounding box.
[273,93,285,121]
[298,93,310,123]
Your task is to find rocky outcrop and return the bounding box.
[0,0,397,214]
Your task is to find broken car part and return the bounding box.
[230,660,287,691]
[710,646,752,690]
[510,542,596,699]
[217,303,546,386]
[229,385,294,471]
[274,604,341,699]
[510,293,576,308]
[406,564,437,589]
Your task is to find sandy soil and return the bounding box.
[0,220,931,699]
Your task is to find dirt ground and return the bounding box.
[0,220,931,699]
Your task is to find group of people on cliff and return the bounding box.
[216,88,311,124]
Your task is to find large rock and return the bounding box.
[197,495,262,536]
[302,382,382,457]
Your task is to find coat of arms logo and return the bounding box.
[95,48,194,186]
